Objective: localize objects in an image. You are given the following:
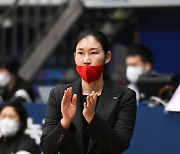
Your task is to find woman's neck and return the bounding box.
[81,75,104,96]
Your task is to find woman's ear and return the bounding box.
[105,51,111,64]
[74,52,77,63]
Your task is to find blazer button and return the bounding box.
[57,139,60,143]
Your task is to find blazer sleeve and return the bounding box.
[84,89,137,153]
[40,88,77,154]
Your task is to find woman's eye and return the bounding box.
[77,52,83,55]
[91,52,98,54]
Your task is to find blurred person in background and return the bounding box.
[125,44,155,101]
[0,56,35,103]
[0,97,40,154]
[41,29,137,154]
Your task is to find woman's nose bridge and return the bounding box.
[84,53,91,62]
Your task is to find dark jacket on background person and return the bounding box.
[0,76,35,103]
[0,133,40,154]
[0,57,35,103]
[41,76,137,154]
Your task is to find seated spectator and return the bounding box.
[0,57,35,103]
[0,98,40,154]
[125,44,155,101]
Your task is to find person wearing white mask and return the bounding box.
[0,98,40,154]
[125,44,154,102]
[0,57,35,103]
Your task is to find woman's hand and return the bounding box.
[83,91,98,124]
[60,87,77,129]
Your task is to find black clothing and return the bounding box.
[41,76,137,154]
[81,95,90,154]
[81,95,100,154]
[0,133,40,154]
[0,77,35,103]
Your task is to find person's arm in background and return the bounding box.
[14,79,35,103]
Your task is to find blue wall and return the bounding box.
[124,106,180,154]
[139,9,180,75]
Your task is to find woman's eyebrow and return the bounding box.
[76,47,98,51]
[90,47,98,50]
[76,48,84,50]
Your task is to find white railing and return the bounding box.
[81,0,180,8]
[0,0,67,58]
[0,0,67,6]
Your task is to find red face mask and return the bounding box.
[76,64,104,83]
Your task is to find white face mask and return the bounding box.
[0,119,19,137]
[126,66,144,83]
[0,73,11,87]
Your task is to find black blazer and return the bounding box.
[41,76,137,154]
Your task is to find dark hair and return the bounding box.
[0,56,19,75]
[0,97,28,133]
[127,44,154,65]
[75,29,110,75]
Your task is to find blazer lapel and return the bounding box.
[71,79,85,153]
[71,79,82,130]
[87,77,121,153]
[96,86,119,122]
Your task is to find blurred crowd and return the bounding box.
[0,43,179,153]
